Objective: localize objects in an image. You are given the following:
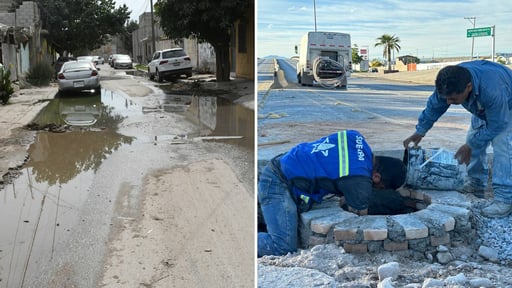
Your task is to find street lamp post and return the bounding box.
[313,0,317,32]
[464,16,476,59]
[150,0,156,55]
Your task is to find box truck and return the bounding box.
[296,31,352,88]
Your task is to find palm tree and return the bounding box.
[374,34,401,71]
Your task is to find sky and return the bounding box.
[115,0,152,22]
[257,0,512,60]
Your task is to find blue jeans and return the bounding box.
[467,111,512,204]
[257,163,298,257]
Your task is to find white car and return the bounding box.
[56,61,101,95]
[148,48,193,82]
[112,54,133,69]
[93,56,105,65]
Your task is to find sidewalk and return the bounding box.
[0,84,57,181]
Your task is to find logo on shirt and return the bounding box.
[311,137,335,156]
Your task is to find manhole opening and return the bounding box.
[337,187,432,216]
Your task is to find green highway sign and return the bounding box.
[467,27,492,38]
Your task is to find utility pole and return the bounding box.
[150,0,156,54]
[313,0,317,32]
[464,16,476,59]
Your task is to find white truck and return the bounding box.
[296,31,352,88]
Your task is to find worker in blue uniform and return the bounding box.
[258,130,407,257]
[403,60,512,218]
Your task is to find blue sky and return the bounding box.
[258,0,512,60]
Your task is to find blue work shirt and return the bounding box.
[416,60,512,151]
[279,130,373,203]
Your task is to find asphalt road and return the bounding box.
[257,57,472,162]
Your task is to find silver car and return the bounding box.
[56,61,101,95]
[113,54,133,69]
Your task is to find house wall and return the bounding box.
[234,3,254,80]
[0,1,44,81]
[131,12,216,73]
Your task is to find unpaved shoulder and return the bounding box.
[100,158,254,288]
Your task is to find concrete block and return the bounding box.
[431,233,451,246]
[391,214,428,239]
[414,208,455,233]
[308,235,327,247]
[424,190,472,209]
[361,216,388,241]
[343,242,368,253]
[383,239,408,251]
[300,207,343,247]
[427,203,471,231]
[334,216,379,241]
[334,227,358,241]
[301,207,343,228]
[310,210,356,235]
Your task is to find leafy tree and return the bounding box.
[17,0,131,55]
[155,0,252,82]
[399,55,420,65]
[352,44,362,65]
[374,34,401,71]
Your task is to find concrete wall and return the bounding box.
[234,3,255,80]
[0,1,44,81]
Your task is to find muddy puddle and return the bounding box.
[0,86,253,286]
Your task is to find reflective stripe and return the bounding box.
[300,194,310,203]
[337,131,349,177]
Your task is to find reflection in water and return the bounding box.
[212,97,254,151]
[32,90,142,129]
[28,91,135,184]
[0,90,137,287]
[188,95,254,151]
[27,130,133,185]
[58,95,102,126]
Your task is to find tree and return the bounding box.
[155,0,252,82]
[352,44,362,65]
[25,0,130,55]
[121,20,139,56]
[374,34,401,71]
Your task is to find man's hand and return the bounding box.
[403,133,424,148]
[455,144,471,165]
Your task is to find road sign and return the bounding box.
[467,27,492,38]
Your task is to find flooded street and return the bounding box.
[0,70,254,287]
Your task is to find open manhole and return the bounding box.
[257,148,478,254]
[299,148,476,254]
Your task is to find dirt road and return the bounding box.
[0,71,255,287]
[98,76,255,287]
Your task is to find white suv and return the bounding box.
[148,48,193,82]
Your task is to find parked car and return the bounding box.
[108,54,114,66]
[54,56,75,76]
[76,56,101,70]
[148,48,193,82]
[108,54,119,67]
[93,56,104,65]
[76,55,95,63]
[56,61,101,95]
[113,54,133,69]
